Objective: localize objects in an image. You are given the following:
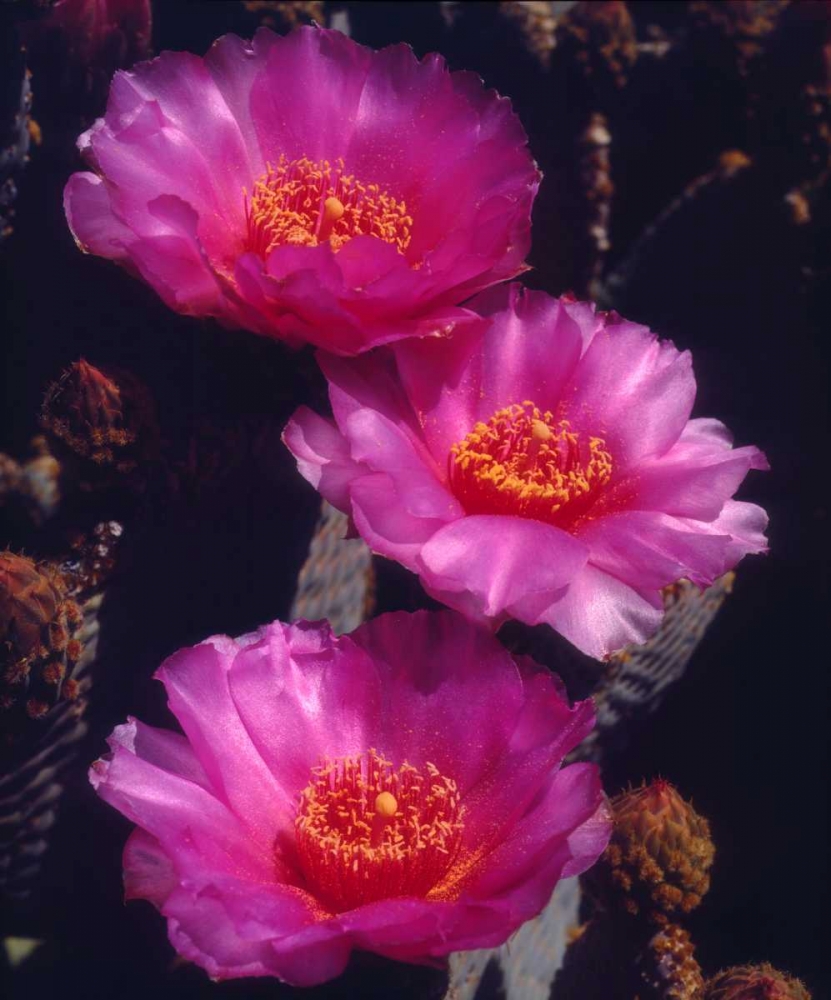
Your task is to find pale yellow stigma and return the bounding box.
[531,418,552,442]
[319,196,345,241]
[374,790,398,818]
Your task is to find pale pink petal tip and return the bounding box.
[285,284,769,659]
[90,610,609,985]
[63,26,538,354]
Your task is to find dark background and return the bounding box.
[1,1,829,997]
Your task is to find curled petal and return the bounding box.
[417,515,589,620]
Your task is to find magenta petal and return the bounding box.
[611,417,769,520]
[250,27,372,167]
[467,764,609,908]
[156,640,293,847]
[107,717,211,789]
[319,349,417,433]
[350,473,447,569]
[463,284,588,416]
[96,53,252,241]
[347,610,528,792]
[458,682,597,855]
[418,515,589,620]
[390,324,487,462]
[678,499,769,567]
[343,407,461,520]
[226,621,383,799]
[163,887,286,981]
[282,406,367,512]
[540,565,664,659]
[392,285,591,462]
[121,195,225,314]
[563,320,696,470]
[90,728,269,881]
[577,510,732,590]
[266,903,439,984]
[64,173,133,259]
[204,30,281,180]
[123,829,177,906]
[266,928,353,987]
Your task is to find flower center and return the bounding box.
[244,156,413,258]
[294,748,464,912]
[450,401,613,527]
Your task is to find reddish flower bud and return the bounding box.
[705,963,811,1000]
[597,778,715,923]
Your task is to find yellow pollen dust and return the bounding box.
[294,749,465,912]
[244,156,413,258]
[450,401,613,527]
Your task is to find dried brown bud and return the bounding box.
[1,551,66,662]
[41,359,156,477]
[0,551,83,735]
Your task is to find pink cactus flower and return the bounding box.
[284,285,769,659]
[63,27,539,355]
[89,610,609,985]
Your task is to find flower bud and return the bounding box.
[40,358,156,477]
[0,551,83,742]
[705,963,811,1000]
[598,778,715,923]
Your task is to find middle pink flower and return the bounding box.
[284,285,769,659]
[63,27,540,354]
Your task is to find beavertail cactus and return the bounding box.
[0,551,83,739]
[596,778,715,924]
[705,963,811,1000]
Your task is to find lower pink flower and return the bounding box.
[90,610,609,986]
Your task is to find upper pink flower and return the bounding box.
[284,285,769,659]
[63,27,539,354]
[90,610,608,985]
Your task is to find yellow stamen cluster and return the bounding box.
[245,155,413,257]
[450,401,613,527]
[294,749,464,912]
